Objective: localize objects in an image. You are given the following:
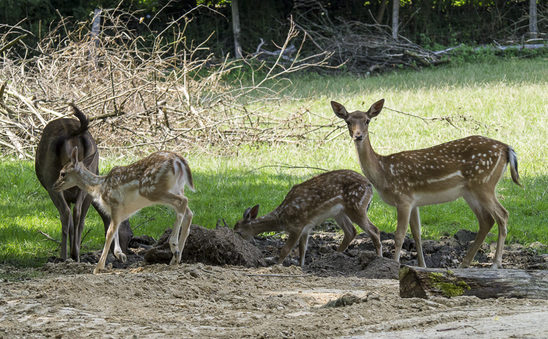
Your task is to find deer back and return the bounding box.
[99,151,194,204]
[35,112,98,202]
[274,170,372,225]
[380,135,512,193]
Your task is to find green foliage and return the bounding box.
[447,45,548,65]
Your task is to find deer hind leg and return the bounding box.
[278,231,301,266]
[157,193,188,265]
[489,197,509,269]
[95,217,122,274]
[409,207,426,267]
[48,191,72,260]
[171,206,193,265]
[394,204,412,263]
[70,192,92,262]
[298,227,313,267]
[460,193,496,268]
[113,225,127,263]
[334,214,357,253]
[352,213,382,257]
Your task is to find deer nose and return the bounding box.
[354,134,363,141]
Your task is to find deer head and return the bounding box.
[53,147,90,192]
[331,99,384,142]
[234,204,260,241]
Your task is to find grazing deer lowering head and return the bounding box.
[234,170,382,267]
[54,149,194,274]
[35,104,132,261]
[332,99,521,269]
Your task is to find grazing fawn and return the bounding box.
[35,104,132,261]
[54,149,194,274]
[234,170,382,267]
[332,99,521,268]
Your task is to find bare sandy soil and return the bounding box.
[1,226,547,338]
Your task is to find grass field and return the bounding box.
[1,58,546,266]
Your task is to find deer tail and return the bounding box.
[176,156,195,192]
[508,146,521,187]
[68,103,90,136]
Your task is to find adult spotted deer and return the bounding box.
[54,149,194,274]
[35,104,132,261]
[332,99,521,269]
[234,170,382,267]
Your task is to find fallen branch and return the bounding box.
[38,230,61,244]
[399,266,548,300]
[245,164,329,174]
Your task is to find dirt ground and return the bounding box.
[1,225,547,338]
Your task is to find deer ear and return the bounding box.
[331,101,348,120]
[367,99,384,118]
[70,147,79,164]
[249,204,259,219]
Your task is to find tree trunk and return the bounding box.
[231,0,242,58]
[376,0,388,24]
[392,0,399,40]
[90,9,102,68]
[529,0,538,39]
[399,266,548,300]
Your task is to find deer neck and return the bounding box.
[249,212,284,236]
[75,168,105,201]
[355,135,385,189]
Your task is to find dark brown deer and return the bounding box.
[35,104,132,261]
[234,170,382,267]
[332,99,521,268]
[54,149,194,274]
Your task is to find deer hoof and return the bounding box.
[115,252,127,263]
[169,252,180,265]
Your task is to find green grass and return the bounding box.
[1,57,546,266]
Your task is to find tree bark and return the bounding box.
[529,0,538,39]
[399,266,548,300]
[376,0,388,24]
[231,0,242,58]
[392,0,399,40]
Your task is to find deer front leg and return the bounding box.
[94,219,120,274]
[393,204,412,263]
[409,207,426,267]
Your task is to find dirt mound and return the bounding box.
[144,225,266,267]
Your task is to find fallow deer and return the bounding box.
[53,149,194,274]
[332,99,521,268]
[234,170,382,267]
[35,104,132,261]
